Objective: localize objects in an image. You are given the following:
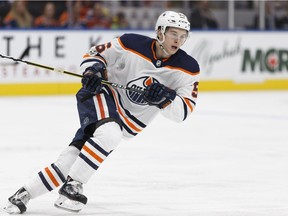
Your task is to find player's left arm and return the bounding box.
[159,53,200,122]
[143,78,199,122]
[160,80,199,122]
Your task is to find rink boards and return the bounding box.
[0,30,288,95]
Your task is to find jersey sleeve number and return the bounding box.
[95,42,112,53]
[192,81,199,98]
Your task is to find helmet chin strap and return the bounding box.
[156,33,170,57]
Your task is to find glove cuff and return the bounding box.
[158,89,176,109]
[84,60,107,79]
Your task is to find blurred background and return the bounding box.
[0,0,288,30]
[0,0,288,95]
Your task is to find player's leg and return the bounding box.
[3,144,81,214]
[55,121,122,212]
[54,87,122,212]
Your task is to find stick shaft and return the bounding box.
[0,54,145,94]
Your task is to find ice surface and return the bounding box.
[0,91,288,216]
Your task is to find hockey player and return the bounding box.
[3,11,200,213]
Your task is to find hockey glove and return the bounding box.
[144,83,176,109]
[81,61,106,94]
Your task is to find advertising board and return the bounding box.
[0,30,287,95]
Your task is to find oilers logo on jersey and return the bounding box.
[126,76,159,105]
[81,33,200,137]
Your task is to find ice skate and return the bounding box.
[3,187,31,214]
[54,177,87,212]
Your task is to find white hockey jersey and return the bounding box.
[80,33,200,138]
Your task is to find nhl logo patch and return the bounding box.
[156,60,162,67]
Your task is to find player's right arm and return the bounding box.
[80,36,124,74]
[78,37,124,94]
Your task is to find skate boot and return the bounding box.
[3,187,31,214]
[54,176,87,212]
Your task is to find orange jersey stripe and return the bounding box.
[45,167,60,187]
[118,38,198,76]
[118,38,152,63]
[83,145,104,163]
[119,107,142,132]
[151,41,157,60]
[151,40,169,62]
[110,87,142,132]
[82,54,106,64]
[116,101,142,132]
[96,94,105,118]
[184,98,193,112]
[83,54,90,58]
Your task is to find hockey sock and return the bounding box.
[24,146,80,198]
[68,138,110,184]
[68,121,122,184]
[24,163,65,198]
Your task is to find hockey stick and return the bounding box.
[0,53,145,94]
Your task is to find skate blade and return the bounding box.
[54,195,85,213]
[0,209,11,215]
[1,203,20,215]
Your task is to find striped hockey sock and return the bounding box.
[24,163,65,198]
[24,146,80,198]
[68,138,110,184]
[38,163,66,192]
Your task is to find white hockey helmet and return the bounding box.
[155,11,190,33]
